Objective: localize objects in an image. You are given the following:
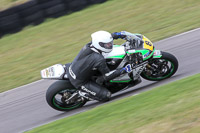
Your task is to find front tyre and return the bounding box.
[46,80,87,111]
[141,51,178,81]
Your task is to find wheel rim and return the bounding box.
[52,89,84,110]
[143,59,175,80]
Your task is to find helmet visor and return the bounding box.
[99,41,113,49]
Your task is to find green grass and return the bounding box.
[0,0,200,92]
[26,73,200,133]
[0,0,28,11]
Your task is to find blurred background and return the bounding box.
[0,0,199,92]
[0,0,106,36]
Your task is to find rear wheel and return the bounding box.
[141,51,178,81]
[46,80,87,111]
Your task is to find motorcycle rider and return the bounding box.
[66,31,142,102]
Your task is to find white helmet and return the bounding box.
[91,31,113,53]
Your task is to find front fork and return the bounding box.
[127,49,163,81]
[128,53,148,81]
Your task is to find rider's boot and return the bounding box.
[79,85,111,102]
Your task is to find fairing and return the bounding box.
[105,35,159,60]
[103,45,125,59]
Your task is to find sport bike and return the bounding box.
[41,32,178,111]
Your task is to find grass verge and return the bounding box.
[0,0,28,11]
[0,0,200,92]
[26,74,200,133]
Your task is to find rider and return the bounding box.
[66,31,142,102]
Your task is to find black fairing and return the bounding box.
[105,82,131,93]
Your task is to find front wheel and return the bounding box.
[46,80,87,111]
[141,51,178,81]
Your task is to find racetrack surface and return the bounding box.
[0,28,200,133]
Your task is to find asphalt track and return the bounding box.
[0,28,200,133]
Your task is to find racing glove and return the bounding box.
[112,32,126,39]
[96,76,104,85]
[120,64,133,73]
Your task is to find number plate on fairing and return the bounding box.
[143,36,154,51]
[41,64,65,79]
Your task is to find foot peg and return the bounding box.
[78,91,94,101]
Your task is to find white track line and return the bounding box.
[158,27,200,43]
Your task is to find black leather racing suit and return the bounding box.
[66,43,123,101]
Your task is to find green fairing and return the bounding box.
[153,55,162,58]
[143,49,155,61]
[113,45,121,47]
[107,55,125,59]
[126,49,149,55]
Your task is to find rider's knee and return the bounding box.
[98,90,111,102]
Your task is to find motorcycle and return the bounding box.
[41,32,178,111]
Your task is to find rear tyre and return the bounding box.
[141,51,178,81]
[46,80,87,111]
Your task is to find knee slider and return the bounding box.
[98,90,111,102]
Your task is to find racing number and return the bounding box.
[145,41,152,46]
[45,67,55,77]
[45,69,49,77]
